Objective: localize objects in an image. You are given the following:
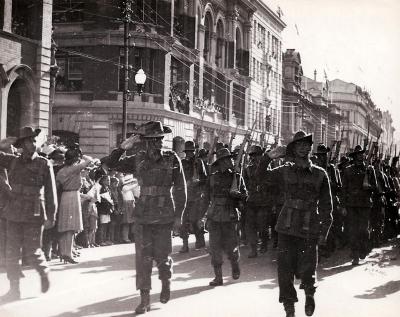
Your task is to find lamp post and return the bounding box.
[120,1,147,141]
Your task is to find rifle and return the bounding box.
[207,119,225,164]
[228,124,238,152]
[195,107,206,148]
[328,140,336,163]
[364,120,370,151]
[230,120,256,195]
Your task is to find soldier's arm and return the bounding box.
[172,153,187,221]
[319,170,333,240]
[0,151,16,169]
[44,160,58,223]
[106,148,137,174]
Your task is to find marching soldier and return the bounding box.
[179,140,208,252]
[0,127,58,304]
[206,147,247,286]
[313,144,343,256]
[342,145,377,265]
[106,121,187,314]
[267,131,332,317]
[243,145,273,257]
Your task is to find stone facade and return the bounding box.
[0,0,53,142]
[52,0,259,157]
[249,0,285,146]
[281,49,341,147]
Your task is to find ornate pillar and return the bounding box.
[198,24,205,99]
[164,52,172,110]
[210,31,217,66]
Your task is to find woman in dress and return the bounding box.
[56,148,93,263]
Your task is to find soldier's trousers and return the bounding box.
[277,233,317,304]
[0,217,6,266]
[245,205,268,245]
[208,221,240,267]
[134,223,173,290]
[347,207,371,259]
[6,220,48,281]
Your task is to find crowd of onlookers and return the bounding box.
[16,142,139,265]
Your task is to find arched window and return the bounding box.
[235,27,243,70]
[203,12,213,62]
[216,20,224,68]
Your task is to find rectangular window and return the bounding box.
[253,58,256,79]
[253,20,257,44]
[68,57,83,80]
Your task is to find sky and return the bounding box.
[265,0,400,139]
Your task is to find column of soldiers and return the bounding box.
[1,122,400,317]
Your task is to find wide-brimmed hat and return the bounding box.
[198,148,209,158]
[348,145,365,157]
[14,126,41,148]
[215,147,232,161]
[48,149,65,161]
[184,140,196,152]
[286,130,313,157]
[248,145,263,156]
[136,121,172,138]
[313,143,330,155]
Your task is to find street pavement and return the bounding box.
[0,235,399,317]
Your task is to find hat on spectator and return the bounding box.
[14,126,41,148]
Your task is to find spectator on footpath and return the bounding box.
[56,145,93,264]
[119,173,137,243]
[96,175,114,246]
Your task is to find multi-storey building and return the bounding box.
[0,0,54,140]
[329,79,382,153]
[281,49,341,147]
[248,0,285,146]
[381,110,395,158]
[52,0,259,157]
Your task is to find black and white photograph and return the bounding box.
[0,0,399,316]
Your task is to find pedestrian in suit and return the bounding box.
[0,127,58,303]
[106,121,187,314]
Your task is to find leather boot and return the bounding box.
[231,261,240,280]
[283,302,295,317]
[209,266,223,286]
[248,244,258,258]
[0,279,21,304]
[160,279,170,304]
[135,289,151,314]
[305,294,315,316]
[195,234,206,249]
[260,235,268,253]
[40,272,50,293]
[179,238,189,253]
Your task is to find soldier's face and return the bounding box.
[147,137,163,151]
[185,150,195,158]
[22,136,37,154]
[294,140,312,159]
[316,153,328,166]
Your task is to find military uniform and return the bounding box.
[107,121,187,314]
[243,145,274,257]
[268,131,332,317]
[342,145,377,264]
[206,147,247,286]
[179,141,208,252]
[109,147,186,289]
[0,151,58,277]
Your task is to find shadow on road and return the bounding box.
[354,280,400,299]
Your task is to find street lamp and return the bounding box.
[135,68,146,95]
[122,68,147,141]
